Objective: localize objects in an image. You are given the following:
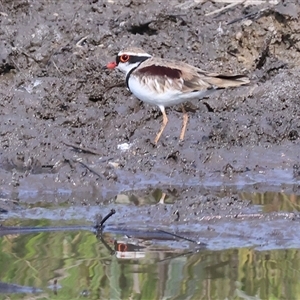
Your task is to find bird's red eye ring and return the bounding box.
[120,54,129,63]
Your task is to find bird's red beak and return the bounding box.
[106,61,117,69]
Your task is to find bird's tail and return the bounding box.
[205,73,250,88]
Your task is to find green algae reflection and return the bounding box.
[0,226,299,299]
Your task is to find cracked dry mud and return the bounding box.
[0,0,300,246]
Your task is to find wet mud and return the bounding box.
[0,0,300,250]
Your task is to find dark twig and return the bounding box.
[63,142,102,155]
[157,229,207,246]
[97,235,115,254]
[227,7,269,25]
[77,161,104,179]
[94,209,116,230]
[255,34,272,69]
[53,279,57,295]
[21,50,40,64]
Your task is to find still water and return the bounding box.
[0,225,299,300]
[1,190,300,299]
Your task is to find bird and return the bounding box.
[106,47,249,144]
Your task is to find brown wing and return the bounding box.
[133,65,182,93]
[133,60,211,93]
[133,57,249,93]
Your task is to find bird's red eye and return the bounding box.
[120,54,129,63]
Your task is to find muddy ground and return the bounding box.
[0,0,300,243]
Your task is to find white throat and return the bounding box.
[117,61,141,75]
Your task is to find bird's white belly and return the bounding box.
[128,76,213,107]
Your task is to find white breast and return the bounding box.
[128,75,216,107]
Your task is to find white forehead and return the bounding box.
[118,49,152,57]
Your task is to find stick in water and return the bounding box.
[95,209,116,229]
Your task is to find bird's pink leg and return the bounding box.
[179,105,188,141]
[154,106,168,144]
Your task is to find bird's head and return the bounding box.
[106,47,152,75]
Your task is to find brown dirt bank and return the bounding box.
[0,0,299,206]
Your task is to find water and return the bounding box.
[1,191,300,299]
[0,228,299,299]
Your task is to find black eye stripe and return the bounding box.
[116,55,150,65]
[128,55,150,64]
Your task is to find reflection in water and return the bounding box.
[240,192,300,212]
[0,282,42,294]
[115,189,300,213]
[0,229,299,299]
